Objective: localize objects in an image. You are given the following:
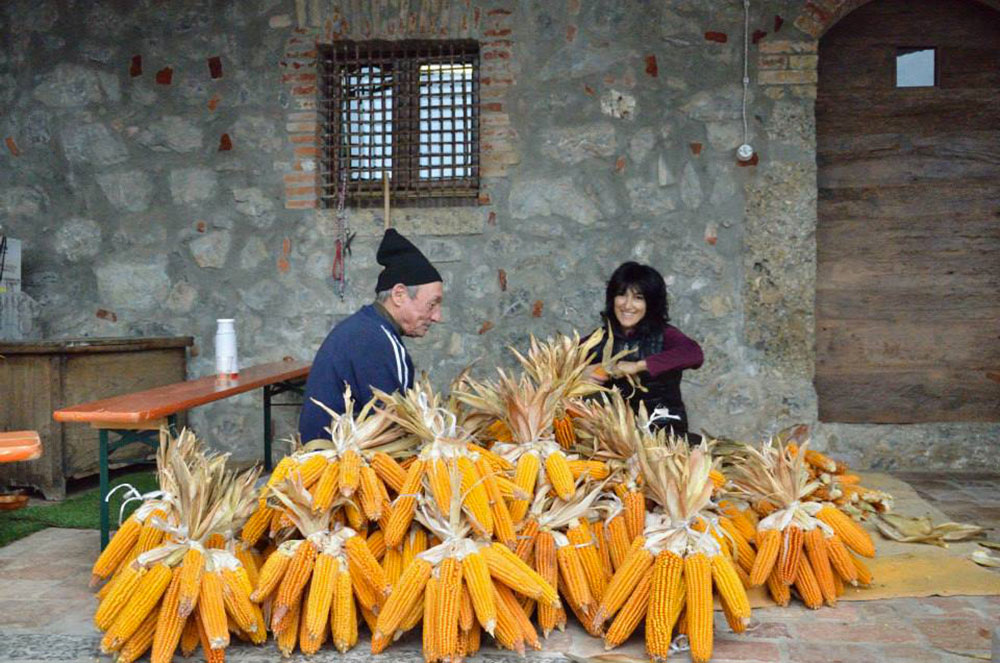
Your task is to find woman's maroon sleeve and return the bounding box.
[644,325,704,377]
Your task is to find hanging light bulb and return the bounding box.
[737,0,755,162]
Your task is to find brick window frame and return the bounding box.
[318,39,481,208]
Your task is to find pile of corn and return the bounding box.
[90,331,884,663]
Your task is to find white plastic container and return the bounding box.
[214,318,239,380]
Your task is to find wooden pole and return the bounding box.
[383,170,391,230]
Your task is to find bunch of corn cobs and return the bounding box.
[90,332,881,663]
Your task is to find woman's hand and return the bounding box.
[614,360,647,376]
[586,365,609,384]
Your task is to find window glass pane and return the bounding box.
[341,65,393,180]
[418,62,474,179]
[896,48,935,87]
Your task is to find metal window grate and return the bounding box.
[319,40,480,208]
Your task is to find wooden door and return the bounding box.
[815,0,1000,422]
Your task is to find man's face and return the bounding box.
[394,281,443,337]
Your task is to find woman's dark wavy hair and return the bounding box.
[601,261,670,337]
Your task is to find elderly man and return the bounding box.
[298,228,443,441]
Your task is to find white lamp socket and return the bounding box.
[737,143,755,161]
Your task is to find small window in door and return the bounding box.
[896,48,935,87]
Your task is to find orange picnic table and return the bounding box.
[53,358,310,548]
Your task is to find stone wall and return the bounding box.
[1,0,996,473]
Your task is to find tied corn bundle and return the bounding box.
[92,429,262,663]
[729,440,875,610]
[590,436,752,663]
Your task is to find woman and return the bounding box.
[594,261,704,441]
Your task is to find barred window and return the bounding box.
[319,40,480,208]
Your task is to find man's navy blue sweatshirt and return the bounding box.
[298,304,414,441]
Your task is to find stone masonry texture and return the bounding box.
[0,0,996,472]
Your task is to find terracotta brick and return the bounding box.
[287,111,318,122]
[284,173,316,184]
[791,620,920,644]
[758,39,817,54]
[207,56,223,79]
[285,185,317,197]
[281,72,317,83]
[914,618,992,651]
[286,122,318,133]
[705,31,728,43]
[759,54,788,69]
[645,54,658,77]
[218,133,232,151]
[5,137,20,157]
[155,67,173,85]
[129,54,142,77]
[788,54,819,70]
[758,69,818,85]
[794,13,825,38]
[293,146,319,158]
[483,28,511,36]
[291,85,317,95]
[290,134,317,144]
[285,199,317,210]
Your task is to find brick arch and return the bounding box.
[794,0,1000,38]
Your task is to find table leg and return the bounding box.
[263,386,273,472]
[99,428,110,550]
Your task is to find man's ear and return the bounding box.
[391,282,409,304]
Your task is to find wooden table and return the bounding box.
[53,359,310,548]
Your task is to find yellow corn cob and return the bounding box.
[179,616,199,657]
[765,566,791,606]
[483,419,513,444]
[462,551,497,635]
[233,543,260,588]
[263,455,295,503]
[779,524,804,585]
[482,542,560,607]
[422,575,440,662]
[347,554,381,615]
[718,517,757,573]
[366,529,387,562]
[300,552,335,638]
[804,527,837,605]
[299,580,326,655]
[750,528,780,586]
[204,533,226,550]
[817,505,875,557]
[514,517,539,563]
[338,448,361,496]
[95,563,144,631]
[135,509,168,554]
[150,566,185,663]
[623,490,645,542]
[684,553,713,663]
[592,538,653,628]
[332,559,358,652]
[402,526,426,570]
[718,500,758,541]
[534,532,564,637]
[567,519,608,602]
[223,567,265,643]
[593,520,615,580]
[311,458,341,514]
[345,535,390,597]
[344,498,365,531]
[793,555,824,609]
[459,583,475,632]
[544,450,575,501]
[383,458,425,548]
[358,465,384,521]
[720,586,748,634]
[603,571,651,649]
[429,458,453,514]
[272,539,317,631]
[491,584,525,656]
[114,610,157,663]
[458,456,494,537]
[556,538,594,611]
[275,591,300,657]
[270,508,293,538]
[296,453,328,488]
[176,547,203,618]
[510,451,540,523]
[250,542,293,602]
[370,451,407,493]
[709,468,726,490]
[437,557,462,660]
[383,546,403,586]
[358,602,378,636]
[92,515,141,584]
[568,459,610,481]
[398,593,425,635]
[805,449,837,473]
[607,515,630,571]
[553,415,576,449]
[199,571,229,649]
[476,456,517,548]
[710,553,751,623]
[495,582,541,651]
[101,563,173,653]
[646,550,683,660]
[851,553,874,586]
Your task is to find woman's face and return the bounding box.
[613,286,646,331]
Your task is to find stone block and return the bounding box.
[758,39,818,54]
[758,68,818,85]
[97,171,154,212]
[789,54,819,70]
[60,123,128,166]
[95,256,171,310]
[135,115,204,153]
[537,122,616,165]
[165,281,197,313]
[0,186,48,218]
[53,218,101,262]
[189,230,231,269]
[680,161,703,209]
[32,64,118,107]
[170,167,218,204]
[600,88,636,120]
[510,176,601,226]
[625,178,677,216]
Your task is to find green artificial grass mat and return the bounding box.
[0,469,158,548]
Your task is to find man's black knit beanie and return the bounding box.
[374,228,442,293]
